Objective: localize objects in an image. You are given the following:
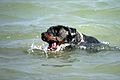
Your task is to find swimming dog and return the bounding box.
[41,25,100,51]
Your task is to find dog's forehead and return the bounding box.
[59,27,68,35]
[46,26,77,37]
[46,26,61,34]
[47,27,54,33]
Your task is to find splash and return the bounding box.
[27,41,120,57]
[27,42,71,57]
[27,42,48,57]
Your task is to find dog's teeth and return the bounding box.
[52,43,57,48]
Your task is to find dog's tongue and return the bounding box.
[52,42,57,48]
[48,42,57,49]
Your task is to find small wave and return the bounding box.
[41,64,72,67]
[79,43,120,53]
[27,41,120,58]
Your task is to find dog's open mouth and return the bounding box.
[48,42,59,50]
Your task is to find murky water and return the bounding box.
[0,0,120,80]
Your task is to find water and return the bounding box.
[0,0,120,80]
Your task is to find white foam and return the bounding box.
[27,41,111,55]
[56,43,70,51]
[27,42,70,54]
[79,46,87,50]
[101,41,109,45]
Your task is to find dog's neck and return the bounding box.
[79,32,84,43]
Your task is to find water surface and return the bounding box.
[0,0,120,80]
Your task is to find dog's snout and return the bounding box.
[41,32,47,41]
[41,32,45,36]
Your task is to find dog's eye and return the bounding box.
[53,33,57,36]
[47,33,50,35]
[48,33,53,36]
[47,30,58,36]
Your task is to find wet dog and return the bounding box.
[41,25,100,51]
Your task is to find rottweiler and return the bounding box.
[41,25,100,51]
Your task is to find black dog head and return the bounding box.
[41,25,77,50]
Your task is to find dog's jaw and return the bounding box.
[48,43,71,51]
[48,42,58,50]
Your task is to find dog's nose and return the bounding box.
[41,32,45,36]
[41,32,47,41]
